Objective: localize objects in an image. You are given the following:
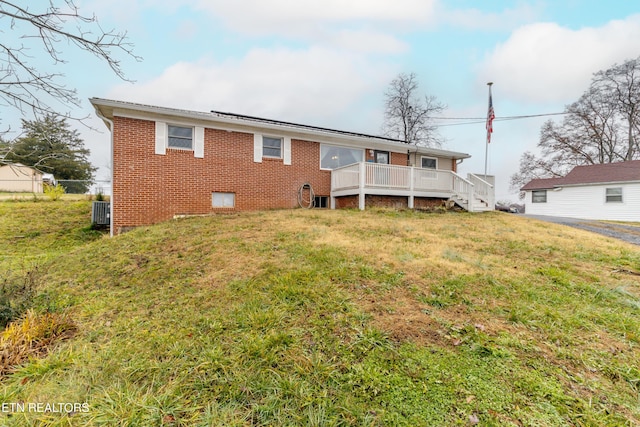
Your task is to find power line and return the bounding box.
[430,111,570,128]
[432,112,569,120]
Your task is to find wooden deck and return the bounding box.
[330,162,494,212]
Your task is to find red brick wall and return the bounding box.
[111,116,458,233]
[112,117,334,232]
[391,151,409,166]
[335,195,359,209]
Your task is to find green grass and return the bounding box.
[0,202,639,425]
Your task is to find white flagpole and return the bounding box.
[484,82,493,178]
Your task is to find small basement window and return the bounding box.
[314,196,328,208]
[212,192,235,208]
[168,125,193,150]
[532,190,547,203]
[605,187,623,203]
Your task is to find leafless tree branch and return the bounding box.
[382,72,446,147]
[0,0,140,130]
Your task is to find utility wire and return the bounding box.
[429,111,570,127]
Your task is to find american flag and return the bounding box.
[486,88,495,143]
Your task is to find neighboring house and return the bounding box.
[521,160,640,221]
[90,98,494,235]
[0,163,44,193]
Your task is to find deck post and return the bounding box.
[467,183,475,212]
[358,162,366,210]
[408,166,415,209]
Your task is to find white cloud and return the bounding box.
[479,15,640,104]
[442,2,542,31]
[327,30,409,54]
[108,46,395,128]
[194,0,437,32]
[190,0,436,54]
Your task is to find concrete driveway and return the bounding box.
[521,215,640,246]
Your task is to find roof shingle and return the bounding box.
[521,160,640,190]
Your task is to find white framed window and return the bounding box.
[263,136,282,158]
[212,192,235,208]
[421,156,437,169]
[320,145,364,170]
[532,190,547,203]
[167,125,193,150]
[605,187,623,203]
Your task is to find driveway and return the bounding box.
[521,215,640,246]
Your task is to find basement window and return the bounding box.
[532,190,547,203]
[168,125,193,150]
[314,196,328,208]
[605,187,623,203]
[212,192,235,208]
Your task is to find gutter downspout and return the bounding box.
[94,108,115,237]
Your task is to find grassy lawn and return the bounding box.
[0,192,93,202]
[0,201,639,426]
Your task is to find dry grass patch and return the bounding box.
[0,310,76,377]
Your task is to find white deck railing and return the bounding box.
[467,173,494,207]
[331,162,360,190]
[332,162,460,193]
[413,167,454,192]
[365,163,410,188]
[331,162,494,212]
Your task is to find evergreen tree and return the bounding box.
[5,115,96,193]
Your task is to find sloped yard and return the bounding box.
[0,201,639,426]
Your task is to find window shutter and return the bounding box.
[194,127,204,158]
[283,136,291,165]
[155,121,167,155]
[253,134,263,163]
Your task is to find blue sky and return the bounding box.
[5,0,640,201]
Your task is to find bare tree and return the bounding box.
[0,0,140,165]
[511,56,640,197]
[0,1,139,125]
[509,151,572,194]
[592,57,640,160]
[382,72,445,147]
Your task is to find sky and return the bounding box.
[4,0,640,201]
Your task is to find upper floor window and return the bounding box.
[168,125,193,150]
[421,157,437,169]
[605,187,623,203]
[263,136,282,158]
[532,190,547,203]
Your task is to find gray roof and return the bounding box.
[90,98,471,160]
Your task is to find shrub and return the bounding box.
[0,310,76,377]
[43,183,65,201]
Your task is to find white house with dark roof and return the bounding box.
[521,160,640,221]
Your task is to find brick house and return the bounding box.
[91,98,494,235]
